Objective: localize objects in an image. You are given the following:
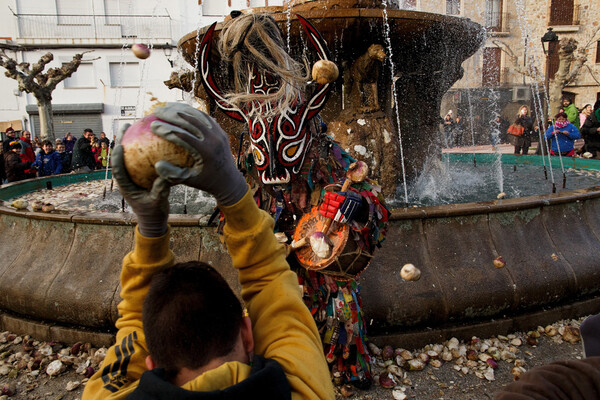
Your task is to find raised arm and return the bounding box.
[82,130,174,400]
[151,103,334,400]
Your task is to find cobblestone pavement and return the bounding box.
[0,316,586,399]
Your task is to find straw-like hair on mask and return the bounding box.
[217,13,309,118]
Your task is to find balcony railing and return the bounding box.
[485,11,510,33]
[14,13,172,44]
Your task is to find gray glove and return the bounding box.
[112,125,171,237]
[151,103,248,206]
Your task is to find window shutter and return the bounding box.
[549,0,574,25]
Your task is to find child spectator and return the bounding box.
[32,140,62,177]
[91,138,101,169]
[95,140,111,169]
[56,143,72,173]
[4,141,32,182]
[98,132,110,147]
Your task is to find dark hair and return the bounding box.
[594,100,600,112]
[555,112,568,119]
[561,96,571,103]
[42,140,53,146]
[83,128,93,134]
[143,261,243,379]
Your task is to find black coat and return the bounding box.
[580,112,600,151]
[4,151,30,182]
[71,136,95,170]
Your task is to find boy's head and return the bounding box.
[143,261,252,381]
[100,141,107,148]
[56,143,65,153]
[83,128,94,139]
[42,140,53,153]
[9,141,21,151]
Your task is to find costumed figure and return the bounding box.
[198,12,389,387]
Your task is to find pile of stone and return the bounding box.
[0,331,107,397]
[362,319,582,400]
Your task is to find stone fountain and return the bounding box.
[2,1,600,350]
[176,0,484,196]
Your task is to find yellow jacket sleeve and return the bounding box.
[220,190,335,400]
[82,227,174,400]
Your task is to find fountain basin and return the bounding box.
[2,156,600,348]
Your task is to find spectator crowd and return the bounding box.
[0,128,113,184]
[442,96,600,159]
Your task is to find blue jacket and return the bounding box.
[32,150,62,176]
[545,123,581,153]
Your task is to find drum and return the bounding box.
[293,206,373,281]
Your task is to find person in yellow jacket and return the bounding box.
[82,103,334,400]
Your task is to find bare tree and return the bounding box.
[0,51,96,142]
[492,26,600,115]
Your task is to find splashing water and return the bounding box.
[381,0,409,205]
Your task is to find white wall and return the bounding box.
[0,0,295,136]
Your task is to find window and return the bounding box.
[109,62,140,87]
[482,47,501,87]
[446,0,460,15]
[63,63,95,88]
[485,0,502,31]
[549,0,574,25]
[596,41,600,64]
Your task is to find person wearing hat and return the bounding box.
[2,127,16,154]
[4,141,32,182]
[580,100,600,159]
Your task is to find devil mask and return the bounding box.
[198,13,333,185]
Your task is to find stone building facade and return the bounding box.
[431,0,600,137]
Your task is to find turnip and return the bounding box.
[311,59,339,85]
[131,43,150,59]
[121,114,194,189]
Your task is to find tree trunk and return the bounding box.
[37,99,55,142]
[548,39,578,117]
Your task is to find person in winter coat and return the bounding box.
[55,143,72,173]
[513,105,535,155]
[560,96,580,130]
[2,127,17,154]
[82,104,334,400]
[19,131,36,179]
[32,140,62,177]
[62,132,77,153]
[545,112,581,156]
[4,141,32,182]
[95,140,111,168]
[71,129,96,172]
[580,100,600,159]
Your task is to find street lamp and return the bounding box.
[541,27,559,56]
[541,27,559,111]
[163,42,174,68]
